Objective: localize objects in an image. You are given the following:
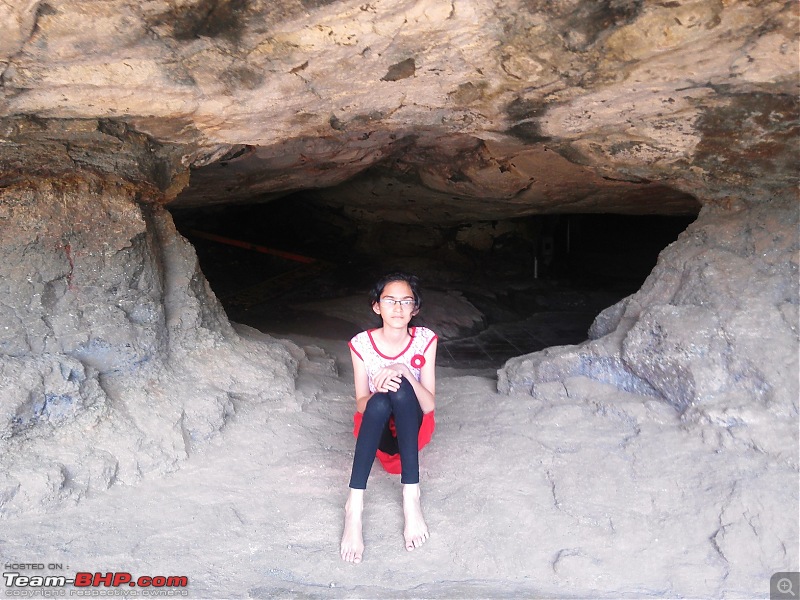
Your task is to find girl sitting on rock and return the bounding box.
[340,272,438,563]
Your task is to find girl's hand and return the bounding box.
[374,367,404,392]
[386,363,413,379]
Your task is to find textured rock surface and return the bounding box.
[0,0,796,213]
[0,0,796,571]
[499,198,799,462]
[0,2,795,594]
[0,178,299,515]
[3,365,796,598]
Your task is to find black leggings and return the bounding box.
[349,376,423,489]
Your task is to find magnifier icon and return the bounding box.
[778,577,796,597]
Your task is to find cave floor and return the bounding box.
[2,326,794,599]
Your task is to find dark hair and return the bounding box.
[369,272,422,311]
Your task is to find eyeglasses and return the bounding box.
[380,298,415,308]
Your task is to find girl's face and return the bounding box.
[373,280,418,327]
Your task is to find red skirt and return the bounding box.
[352,411,436,475]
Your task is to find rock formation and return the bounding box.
[500,197,798,463]
[0,0,796,532]
[0,175,300,515]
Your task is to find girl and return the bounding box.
[340,272,438,563]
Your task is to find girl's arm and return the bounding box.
[351,348,374,414]
[412,338,437,414]
[380,338,437,414]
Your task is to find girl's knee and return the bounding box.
[388,377,417,405]
[363,393,391,420]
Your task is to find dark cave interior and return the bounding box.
[169,193,697,369]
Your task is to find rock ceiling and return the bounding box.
[0,0,797,222]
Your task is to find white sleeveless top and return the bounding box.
[349,326,438,393]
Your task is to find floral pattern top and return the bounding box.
[348,326,438,393]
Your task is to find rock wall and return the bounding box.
[0,0,796,520]
[0,178,300,516]
[1,1,796,213]
[499,197,799,462]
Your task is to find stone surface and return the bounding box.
[2,366,796,598]
[499,198,799,463]
[0,0,796,569]
[0,0,796,213]
[0,178,299,515]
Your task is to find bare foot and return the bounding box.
[340,489,364,563]
[402,483,429,551]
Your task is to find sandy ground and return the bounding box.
[2,329,798,599]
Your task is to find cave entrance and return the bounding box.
[169,196,696,371]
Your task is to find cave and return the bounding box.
[1,1,797,598]
[170,195,699,370]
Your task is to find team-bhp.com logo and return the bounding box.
[3,568,188,597]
